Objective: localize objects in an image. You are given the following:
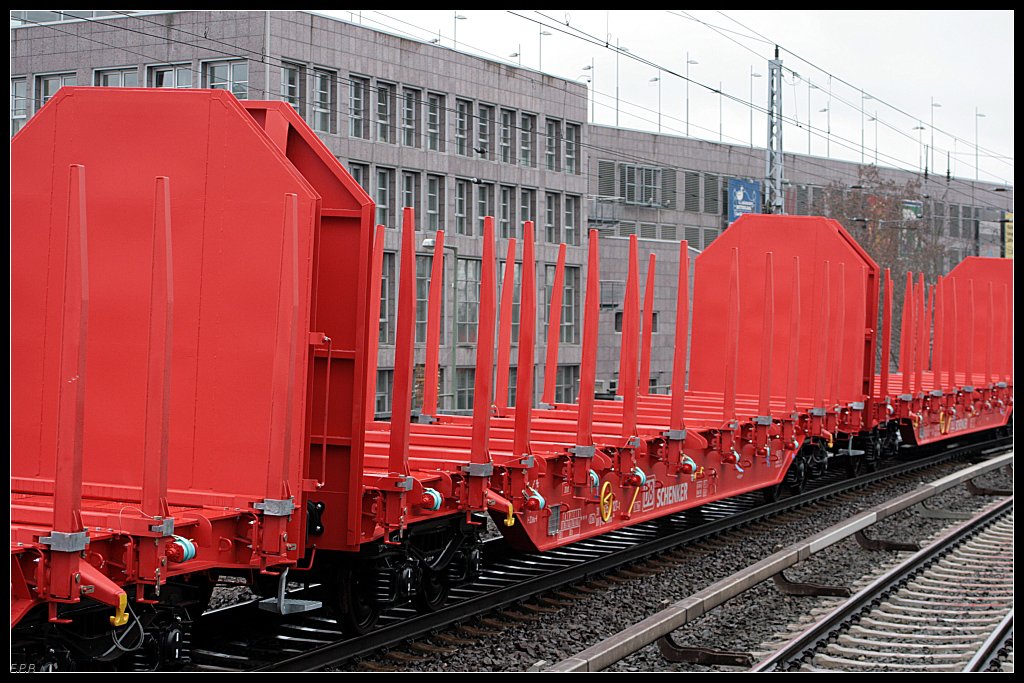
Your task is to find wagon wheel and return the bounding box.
[413,567,450,613]
[332,561,380,637]
[784,454,808,495]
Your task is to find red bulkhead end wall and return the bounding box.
[945,257,1014,385]
[242,102,376,550]
[11,89,318,515]
[689,214,880,411]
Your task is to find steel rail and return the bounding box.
[963,610,1013,673]
[751,497,1013,672]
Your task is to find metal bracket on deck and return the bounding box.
[569,445,595,458]
[772,569,850,597]
[930,390,945,397]
[461,463,494,477]
[848,401,865,410]
[754,416,773,426]
[39,530,89,553]
[662,429,687,441]
[962,385,975,393]
[656,634,754,666]
[537,402,555,410]
[254,497,296,516]
[415,413,438,424]
[809,407,826,417]
[854,529,918,552]
[518,454,536,467]
[149,517,175,536]
[898,394,913,402]
[996,382,1008,389]
[624,436,642,449]
[258,567,322,615]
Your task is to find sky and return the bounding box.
[323,10,1014,190]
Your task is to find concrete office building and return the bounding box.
[11,10,1014,413]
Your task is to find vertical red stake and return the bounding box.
[141,177,174,520]
[985,281,994,387]
[965,279,975,388]
[669,241,690,427]
[639,253,657,396]
[925,283,934,372]
[471,218,498,444]
[575,230,600,453]
[813,261,831,409]
[541,243,566,407]
[856,265,869,401]
[266,194,301,500]
[921,274,929,395]
[388,208,417,479]
[757,252,775,417]
[723,248,741,423]
[421,230,445,419]
[512,221,537,457]
[880,269,892,401]
[620,235,641,437]
[1001,284,1010,383]
[493,238,517,417]
[830,263,846,407]
[49,165,90,601]
[899,271,913,396]
[933,275,944,389]
[364,225,386,421]
[948,278,959,391]
[785,257,801,414]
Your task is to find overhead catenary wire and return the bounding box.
[13,11,1011,213]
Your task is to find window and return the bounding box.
[684,171,700,212]
[545,119,560,171]
[564,195,580,246]
[206,60,247,99]
[703,173,720,214]
[519,114,536,167]
[402,87,420,147]
[426,92,444,151]
[455,180,471,236]
[415,255,432,344]
[476,183,494,235]
[498,260,522,343]
[37,73,76,107]
[456,368,475,412]
[376,81,394,143]
[555,365,580,404]
[507,366,518,407]
[477,104,493,159]
[545,193,561,244]
[313,68,336,134]
[96,68,138,88]
[614,311,623,333]
[455,99,471,156]
[402,172,420,226]
[376,168,394,228]
[456,259,481,344]
[349,76,369,139]
[619,163,662,205]
[281,62,303,113]
[426,175,444,231]
[499,186,515,239]
[375,369,394,418]
[11,78,28,135]
[349,162,370,196]
[151,64,192,89]
[564,123,580,174]
[499,109,515,163]
[519,189,536,237]
[379,252,396,344]
[562,266,581,344]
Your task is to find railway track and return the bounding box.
[186,433,1011,672]
[754,499,1013,672]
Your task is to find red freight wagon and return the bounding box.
[10,88,1012,669]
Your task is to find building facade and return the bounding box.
[11,10,1014,413]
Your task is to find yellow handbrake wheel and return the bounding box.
[599,481,615,522]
